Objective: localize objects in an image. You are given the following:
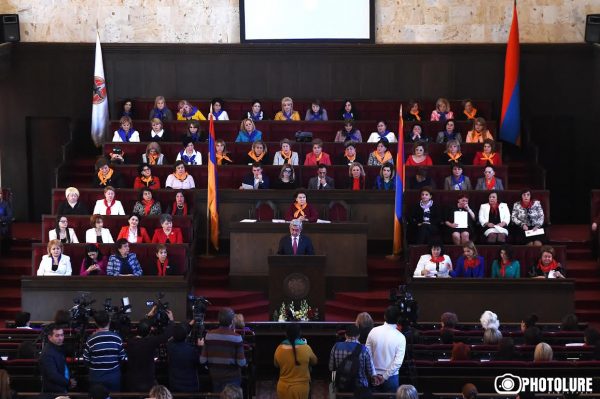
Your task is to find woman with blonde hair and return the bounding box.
[148,95,173,121]
[0,369,15,399]
[274,97,301,121]
[347,162,366,190]
[466,117,494,143]
[430,97,454,122]
[148,385,173,399]
[149,118,167,141]
[57,186,89,215]
[533,342,553,362]
[142,142,165,165]
[235,118,262,143]
[37,239,72,276]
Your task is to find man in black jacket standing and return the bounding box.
[167,323,202,392]
[39,324,76,393]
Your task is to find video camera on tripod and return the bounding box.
[389,285,418,328]
[146,292,170,332]
[104,297,132,336]
[187,295,211,342]
[70,293,96,329]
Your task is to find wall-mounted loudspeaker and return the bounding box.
[0,14,20,43]
[585,14,600,44]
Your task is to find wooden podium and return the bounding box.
[268,255,326,319]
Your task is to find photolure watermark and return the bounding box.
[494,373,593,395]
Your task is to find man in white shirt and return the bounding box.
[366,306,406,393]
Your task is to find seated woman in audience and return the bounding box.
[273,138,299,165]
[57,187,89,215]
[176,138,203,165]
[445,193,476,245]
[472,139,501,166]
[107,239,143,276]
[530,245,565,278]
[406,123,426,142]
[439,139,465,165]
[373,162,395,191]
[152,214,183,244]
[244,140,270,165]
[405,100,423,122]
[285,191,318,223]
[465,117,494,143]
[93,186,126,215]
[85,214,114,244]
[405,141,433,166]
[414,242,453,278]
[149,118,167,142]
[305,99,328,121]
[142,142,166,167]
[79,243,108,276]
[176,99,206,121]
[166,191,189,216]
[337,141,364,166]
[409,188,441,244]
[37,240,72,276]
[561,313,579,331]
[347,162,366,190]
[49,215,79,243]
[246,99,267,121]
[443,162,472,191]
[215,139,234,165]
[304,138,331,166]
[210,98,229,120]
[116,214,151,243]
[165,161,196,190]
[450,342,471,361]
[475,166,504,191]
[511,189,545,246]
[274,96,301,121]
[450,241,484,278]
[491,245,520,278]
[334,119,362,143]
[132,188,162,217]
[92,158,124,188]
[479,191,510,243]
[149,244,177,276]
[274,324,317,399]
[457,99,480,121]
[121,99,134,119]
[367,120,397,143]
[368,139,394,166]
[133,163,161,190]
[340,99,359,120]
[182,120,206,143]
[148,95,173,122]
[409,167,435,190]
[235,118,262,143]
[533,342,553,362]
[430,97,454,122]
[112,116,140,143]
[436,119,462,144]
[273,165,298,190]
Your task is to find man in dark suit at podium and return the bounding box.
[277,219,315,255]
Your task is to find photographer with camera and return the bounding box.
[167,323,202,392]
[83,310,127,392]
[125,304,175,392]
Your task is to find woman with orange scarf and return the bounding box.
[457,99,480,121]
[132,188,162,217]
[337,141,364,166]
[133,163,161,190]
[472,139,502,166]
[165,161,196,190]
[439,139,465,165]
[215,139,233,165]
[367,139,394,166]
[141,142,165,165]
[529,246,565,278]
[243,140,271,165]
[92,158,123,188]
[405,100,423,122]
[405,141,433,166]
[466,117,494,143]
[303,138,332,166]
[284,191,318,223]
[273,138,299,165]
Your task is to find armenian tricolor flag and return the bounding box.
[207,106,220,250]
[500,0,521,144]
[393,105,405,255]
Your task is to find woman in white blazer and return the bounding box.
[92,186,125,216]
[37,239,72,276]
[413,243,453,278]
[478,191,511,244]
[85,214,115,244]
[48,216,79,243]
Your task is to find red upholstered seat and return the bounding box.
[327,200,350,222]
[254,200,278,221]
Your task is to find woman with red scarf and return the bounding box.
[284,191,318,223]
[472,139,502,166]
[491,245,520,278]
[413,242,453,278]
[92,186,125,216]
[475,166,504,191]
[511,189,545,245]
[529,246,565,278]
[132,188,162,217]
[133,163,161,190]
[347,162,366,190]
[151,214,183,244]
[478,191,510,243]
[147,244,177,276]
[166,191,189,216]
[450,241,485,278]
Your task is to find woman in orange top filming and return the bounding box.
[466,117,494,143]
[405,141,433,166]
[472,139,502,166]
[285,191,318,223]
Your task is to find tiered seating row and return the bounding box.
[126,98,494,122]
[108,119,497,143]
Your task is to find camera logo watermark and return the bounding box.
[495,373,593,395]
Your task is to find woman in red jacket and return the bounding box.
[152,214,183,244]
[472,139,502,166]
[116,214,151,243]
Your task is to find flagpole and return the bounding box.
[388,104,404,260]
[205,105,213,257]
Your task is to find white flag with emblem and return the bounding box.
[91,30,109,147]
